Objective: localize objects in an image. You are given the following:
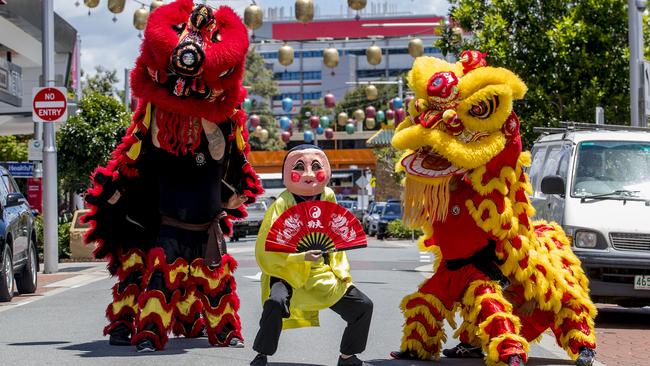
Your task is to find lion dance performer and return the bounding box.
[82,0,262,352]
[388,52,597,366]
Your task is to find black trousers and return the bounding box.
[252,279,373,356]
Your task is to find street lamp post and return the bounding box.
[629,0,647,127]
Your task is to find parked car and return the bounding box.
[370,200,403,240]
[338,200,364,221]
[0,166,37,302]
[231,201,267,241]
[363,201,385,235]
[529,126,650,307]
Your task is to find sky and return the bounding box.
[54,0,450,86]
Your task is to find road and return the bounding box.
[0,236,640,365]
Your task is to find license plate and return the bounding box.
[634,275,650,290]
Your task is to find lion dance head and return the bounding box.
[393,51,528,228]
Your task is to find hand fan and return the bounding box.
[266,201,367,253]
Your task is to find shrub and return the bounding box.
[387,219,423,239]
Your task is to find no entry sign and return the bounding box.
[32,87,68,123]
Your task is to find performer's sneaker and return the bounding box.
[337,355,368,366]
[136,338,156,353]
[250,353,268,366]
[108,325,131,346]
[228,337,244,348]
[575,347,596,366]
[442,342,484,358]
[389,350,421,360]
[508,355,525,366]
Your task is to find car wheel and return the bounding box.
[16,238,38,294]
[0,245,14,302]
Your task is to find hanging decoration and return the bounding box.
[393,97,404,109]
[337,112,349,127]
[249,114,261,128]
[281,97,293,113]
[325,128,335,139]
[323,47,340,71]
[295,0,314,23]
[279,116,292,130]
[254,125,263,137]
[84,0,100,9]
[259,128,269,142]
[365,106,376,119]
[376,110,385,123]
[242,98,252,113]
[304,130,314,143]
[278,43,295,67]
[395,107,406,126]
[133,7,149,33]
[408,38,424,58]
[348,0,367,11]
[365,118,376,130]
[366,43,382,66]
[281,131,291,143]
[324,93,336,108]
[404,95,414,109]
[345,122,356,134]
[319,116,330,128]
[353,109,365,122]
[244,4,264,30]
[309,116,321,129]
[108,0,126,22]
[150,0,164,11]
[365,84,378,100]
[316,126,324,135]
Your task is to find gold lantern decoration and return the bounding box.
[408,38,424,58]
[150,1,164,11]
[108,0,126,14]
[323,47,340,69]
[84,0,100,8]
[337,112,349,127]
[259,128,269,142]
[278,43,294,67]
[244,4,264,30]
[348,0,367,11]
[353,109,365,121]
[133,8,149,31]
[295,0,314,23]
[366,44,382,66]
[365,84,378,101]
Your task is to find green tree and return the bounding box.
[57,92,130,195]
[0,136,28,161]
[82,66,119,97]
[244,48,284,151]
[335,82,399,131]
[442,0,631,148]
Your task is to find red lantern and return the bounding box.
[389,99,394,110]
[324,93,336,108]
[249,114,261,128]
[385,109,396,120]
[365,106,376,119]
[395,108,406,125]
[404,95,414,109]
[325,128,334,139]
[309,116,320,129]
[281,131,291,143]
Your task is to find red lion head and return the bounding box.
[131,0,249,122]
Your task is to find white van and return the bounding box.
[257,173,284,206]
[529,124,650,307]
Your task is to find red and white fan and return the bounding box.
[266,201,367,253]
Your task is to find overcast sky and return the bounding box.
[54,0,450,86]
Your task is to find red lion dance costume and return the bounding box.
[82,0,262,352]
[389,52,597,366]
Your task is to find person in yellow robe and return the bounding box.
[250,145,373,366]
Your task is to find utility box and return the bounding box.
[69,209,95,260]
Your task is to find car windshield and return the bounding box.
[572,141,650,199]
[248,201,267,211]
[339,201,353,209]
[371,204,385,214]
[383,203,402,216]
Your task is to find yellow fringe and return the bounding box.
[402,175,452,227]
[484,333,530,366]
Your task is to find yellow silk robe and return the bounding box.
[255,187,353,329]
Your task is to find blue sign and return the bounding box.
[5,162,33,178]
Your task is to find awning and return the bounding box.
[365,128,395,147]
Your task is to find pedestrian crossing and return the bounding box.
[419,251,432,263]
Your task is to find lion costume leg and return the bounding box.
[104,249,146,344]
[191,254,243,347]
[172,285,205,338]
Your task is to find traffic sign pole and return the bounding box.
[42,0,58,274]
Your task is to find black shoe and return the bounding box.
[508,355,525,366]
[108,324,132,346]
[136,338,156,353]
[250,353,268,366]
[337,355,368,366]
[442,342,484,358]
[228,337,244,348]
[575,347,596,366]
[389,350,421,360]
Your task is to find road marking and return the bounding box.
[244,272,262,281]
[228,247,255,254]
[419,251,431,263]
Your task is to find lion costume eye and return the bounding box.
[468,95,499,119]
[172,23,186,35]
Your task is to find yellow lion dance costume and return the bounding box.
[389,52,597,366]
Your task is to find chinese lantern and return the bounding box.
[324,93,336,108]
[108,0,126,14]
[365,118,376,129]
[309,116,320,129]
[281,131,291,143]
[323,47,340,69]
[279,116,291,130]
[259,128,269,142]
[376,110,385,122]
[244,4,263,30]
[365,84,378,100]
[278,43,294,67]
[295,0,314,23]
[254,125,263,136]
[345,123,356,134]
[84,0,99,8]
[249,114,261,128]
[337,112,348,126]
[366,44,382,66]
[365,106,376,119]
[304,130,314,143]
[353,109,365,121]
[386,109,395,120]
[243,98,252,113]
[319,116,331,128]
[133,8,149,31]
[325,128,334,139]
[393,97,404,109]
[150,0,164,11]
[348,0,367,11]
[281,97,293,113]
[316,126,324,135]
[408,38,424,58]
[395,108,406,125]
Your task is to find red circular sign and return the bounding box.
[33,87,67,122]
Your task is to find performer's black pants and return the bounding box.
[252,279,373,356]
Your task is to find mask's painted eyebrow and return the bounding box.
[292,159,306,169]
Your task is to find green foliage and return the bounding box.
[335,83,399,131]
[58,221,71,259]
[248,100,286,151]
[57,92,130,193]
[33,215,44,261]
[443,0,631,149]
[374,146,404,183]
[82,66,119,97]
[0,136,28,161]
[387,219,423,239]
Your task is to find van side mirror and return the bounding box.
[541,175,565,195]
[6,192,25,207]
